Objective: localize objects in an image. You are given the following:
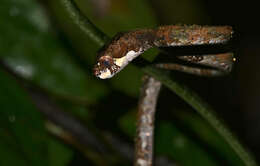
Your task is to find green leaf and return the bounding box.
[0,141,28,166]
[75,0,157,35]
[118,110,137,138]
[0,0,109,103]
[155,121,219,166]
[48,138,74,166]
[174,111,244,166]
[0,70,47,166]
[0,70,75,166]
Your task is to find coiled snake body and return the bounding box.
[93,25,233,79]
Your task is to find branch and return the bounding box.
[46,122,108,166]
[142,66,257,166]
[60,1,258,166]
[60,0,109,47]
[28,90,109,154]
[135,76,161,166]
[103,132,177,166]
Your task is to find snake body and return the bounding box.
[93,25,233,79]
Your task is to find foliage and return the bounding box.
[0,0,256,166]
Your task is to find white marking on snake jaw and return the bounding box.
[114,49,142,69]
[137,159,148,166]
[99,68,112,79]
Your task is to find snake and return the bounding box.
[93,25,233,79]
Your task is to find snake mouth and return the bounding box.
[93,55,115,79]
[97,68,113,79]
[93,63,110,79]
[93,62,119,79]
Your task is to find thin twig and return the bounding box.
[0,61,108,155]
[155,63,224,76]
[46,122,109,166]
[156,52,234,76]
[135,76,161,166]
[0,60,93,107]
[60,0,109,46]
[29,90,109,154]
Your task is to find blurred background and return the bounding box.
[1,0,260,165]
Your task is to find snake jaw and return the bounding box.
[94,49,143,79]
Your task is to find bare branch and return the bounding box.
[134,76,162,166]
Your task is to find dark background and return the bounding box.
[1,0,260,165]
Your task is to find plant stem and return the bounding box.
[46,122,108,166]
[135,76,161,166]
[60,1,258,165]
[142,66,257,166]
[60,0,109,47]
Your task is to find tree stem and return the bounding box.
[135,76,161,166]
[60,0,109,47]
[142,66,257,166]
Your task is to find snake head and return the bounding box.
[93,55,119,79]
[93,33,144,79]
[93,48,143,79]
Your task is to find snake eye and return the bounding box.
[102,60,111,67]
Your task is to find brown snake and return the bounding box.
[93,25,234,79]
